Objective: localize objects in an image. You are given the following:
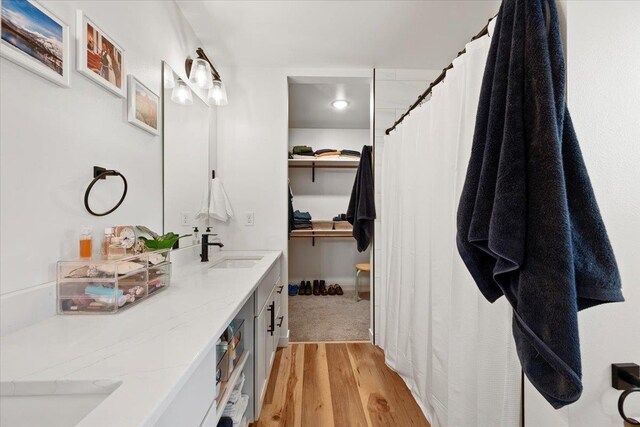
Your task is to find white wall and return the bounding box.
[214,67,371,343]
[524,2,640,426]
[288,128,370,288]
[373,68,440,342]
[0,1,204,333]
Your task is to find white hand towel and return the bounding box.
[195,184,210,220]
[210,178,234,222]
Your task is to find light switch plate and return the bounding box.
[180,212,190,226]
[245,211,255,226]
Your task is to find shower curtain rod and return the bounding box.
[385,14,497,135]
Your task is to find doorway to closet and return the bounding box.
[286,75,374,343]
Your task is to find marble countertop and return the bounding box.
[0,249,282,427]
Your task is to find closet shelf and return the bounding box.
[288,158,359,182]
[290,229,354,246]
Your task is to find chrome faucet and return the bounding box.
[201,233,224,262]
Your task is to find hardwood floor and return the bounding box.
[252,342,430,427]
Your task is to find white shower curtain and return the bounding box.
[379,23,522,427]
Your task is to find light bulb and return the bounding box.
[188,58,213,89]
[207,80,228,106]
[171,79,193,105]
[332,100,349,110]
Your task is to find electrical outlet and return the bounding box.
[180,212,190,226]
[245,211,255,226]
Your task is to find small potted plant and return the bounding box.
[136,226,191,251]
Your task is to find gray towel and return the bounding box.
[456,0,624,408]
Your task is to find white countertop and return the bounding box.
[0,250,282,427]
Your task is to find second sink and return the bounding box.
[210,256,263,269]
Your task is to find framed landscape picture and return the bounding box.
[76,10,125,97]
[0,0,70,86]
[127,75,159,135]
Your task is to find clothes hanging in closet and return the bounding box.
[347,145,375,252]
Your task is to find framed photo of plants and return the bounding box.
[127,75,160,135]
[76,10,125,97]
[0,0,70,87]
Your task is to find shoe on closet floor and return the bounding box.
[298,281,306,296]
[320,280,328,296]
[305,281,312,295]
[327,285,336,296]
[313,280,320,296]
[288,284,298,296]
[335,284,344,296]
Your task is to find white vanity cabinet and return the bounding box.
[254,262,284,418]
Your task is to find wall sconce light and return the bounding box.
[171,78,193,105]
[186,48,228,106]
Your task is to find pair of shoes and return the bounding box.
[288,283,299,296]
[298,280,312,296]
[327,284,344,296]
[320,280,328,296]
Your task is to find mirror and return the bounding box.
[162,61,211,245]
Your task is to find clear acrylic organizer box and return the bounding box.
[57,249,171,314]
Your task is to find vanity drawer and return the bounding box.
[255,262,281,313]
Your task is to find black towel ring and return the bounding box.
[84,167,128,217]
[619,388,640,425]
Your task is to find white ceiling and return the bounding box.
[288,82,370,129]
[176,1,501,70]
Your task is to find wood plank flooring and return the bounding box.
[252,343,430,427]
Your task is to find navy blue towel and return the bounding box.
[347,145,376,252]
[456,0,624,409]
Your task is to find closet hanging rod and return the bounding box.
[385,14,497,136]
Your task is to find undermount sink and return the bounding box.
[210,256,263,269]
[0,380,120,427]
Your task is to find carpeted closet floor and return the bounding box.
[288,290,370,342]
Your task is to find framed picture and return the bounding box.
[0,0,70,86]
[76,10,125,97]
[127,75,159,135]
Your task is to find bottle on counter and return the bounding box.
[107,237,127,259]
[79,226,93,258]
[102,227,114,256]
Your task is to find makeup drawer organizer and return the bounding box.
[57,249,171,314]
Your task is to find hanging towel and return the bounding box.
[456,0,623,409]
[195,184,210,220]
[210,177,234,222]
[347,145,375,252]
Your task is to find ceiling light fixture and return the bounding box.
[332,99,349,110]
[185,48,228,106]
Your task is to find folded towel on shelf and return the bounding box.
[293,210,312,221]
[222,394,249,425]
[314,148,337,155]
[456,0,623,409]
[210,178,234,222]
[347,145,376,252]
[291,153,315,158]
[333,213,347,221]
[315,151,341,158]
[292,145,314,155]
[340,149,361,157]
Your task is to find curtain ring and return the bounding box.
[618,388,640,425]
[84,169,128,217]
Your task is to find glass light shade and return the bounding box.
[188,58,214,90]
[332,99,349,110]
[163,70,175,89]
[207,80,228,106]
[171,80,193,105]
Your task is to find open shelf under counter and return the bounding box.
[202,351,250,427]
[288,157,360,182]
